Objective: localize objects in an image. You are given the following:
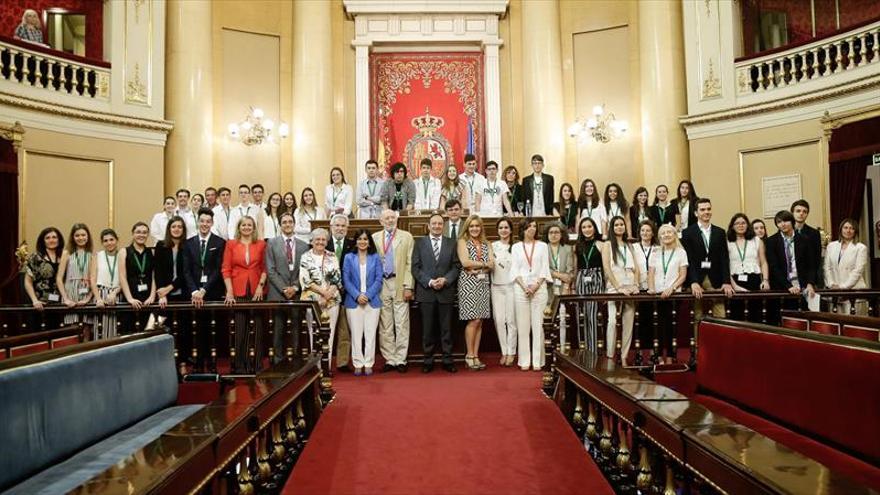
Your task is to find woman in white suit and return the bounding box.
[824,218,868,315]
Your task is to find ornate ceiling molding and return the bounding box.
[0,91,173,133]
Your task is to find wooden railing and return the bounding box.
[540,289,880,395]
[0,35,110,100]
[734,20,880,96]
[0,301,335,401]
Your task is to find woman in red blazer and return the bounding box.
[222,216,268,372]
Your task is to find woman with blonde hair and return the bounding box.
[14,9,44,44]
[647,224,688,364]
[439,165,470,211]
[457,214,495,370]
[222,215,268,373]
[325,166,354,217]
[824,218,869,315]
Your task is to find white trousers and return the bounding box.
[606,301,634,362]
[347,304,380,368]
[378,279,410,366]
[491,283,517,356]
[514,285,548,368]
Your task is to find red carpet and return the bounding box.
[284,361,613,495]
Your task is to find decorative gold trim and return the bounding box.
[0,91,173,132]
[681,73,880,126]
[0,121,24,151]
[125,63,148,104]
[20,148,115,243]
[702,59,722,99]
[123,0,153,107]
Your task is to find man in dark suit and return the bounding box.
[412,213,461,373]
[182,208,226,370]
[791,199,823,290]
[681,198,733,331]
[443,199,464,239]
[265,212,310,362]
[329,214,357,371]
[766,209,817,321]
[520,154,555,216]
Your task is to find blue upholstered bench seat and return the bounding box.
[0,334,201,492]
[3,404,203,495]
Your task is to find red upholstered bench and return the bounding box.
[780,315,808,331]
[696,318,880,489]
[782,310,880,343]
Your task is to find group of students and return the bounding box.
[23,154,869,372]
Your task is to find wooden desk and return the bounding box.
[312,215,559,240]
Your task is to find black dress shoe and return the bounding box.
[442,363,458,373]
[397,363,409,373]
[382,363,396,373]
[422,363,434,373]
[337,364,352,373]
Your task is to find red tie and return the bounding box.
[285,238,293,263]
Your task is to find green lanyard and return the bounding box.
[700,228,711,253]
[617,245,628,267]
[131,248,148,279]
[658,205,667,222]
[464,175,475,196]
[74,251,89,275]
[331,186,342,206]
[199,239,208,267]
[563,203,576,226]
[104,251,117,284]
[735,239,748,263]
[661,247,673,276]
[367,180,377,197]
[581,243,596,267]
[550,246,560,270]
[485,180,498,200]
[422,178,430,199]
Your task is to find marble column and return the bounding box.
[165,0,213,194]
[483,40,503,165]
[521,0,566,177]
[639,0,690,186]
[291,0,333,195]
[354,41,371,183]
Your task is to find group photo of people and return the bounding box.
[22,153,868,374]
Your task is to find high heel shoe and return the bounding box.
[473,357,487,370]
[465,355,478,370]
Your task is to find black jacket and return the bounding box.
[182,234,226,300]
[765,232,816,290]
[329,236,356,272]
[411,235,461,304]
[681,223,730,288]
[154,243,186,295]
[521,173,555,216]
[797,224,823,287]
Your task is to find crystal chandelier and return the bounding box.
[568,104,628,143]
[228,107,289,146]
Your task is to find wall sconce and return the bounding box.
[228,107,289,146]
[568,104,627,143]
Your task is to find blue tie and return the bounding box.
[383,231,395,276]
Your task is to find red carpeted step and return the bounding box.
[284,361,613,495]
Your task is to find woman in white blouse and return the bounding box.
[325,167,354,217]
[511,218,552,371]
[491,218,518,366]
[824,218,869,315]
[602,216,639,365]
[648,224,688,364]
[631,220,656,356]
[263,192,283,239]
[578,178,607,238]
[294,187,326,243]
[726,213,769,322]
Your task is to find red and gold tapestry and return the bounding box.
[371,52,485,177]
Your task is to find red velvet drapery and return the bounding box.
[0,139,20,304]
[370,52,485,177]
[829,155,870,238]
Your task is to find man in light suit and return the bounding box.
[412,213,461,373]
[265,212,309,362]
[373,209,415,372]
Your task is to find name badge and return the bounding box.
[701,261,712,269]
[553,279,562,286]
[677,232,683,239]
[583,276,593,283]
[78,287,89,295]
[137,283,148,292]
[200,275,208,283]
[288,263,296,271]
[737,274,748,282]
[789,272,798,281]
[48,293,60,302]
[477,273,487,280]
